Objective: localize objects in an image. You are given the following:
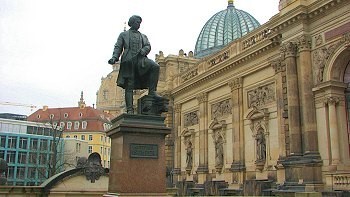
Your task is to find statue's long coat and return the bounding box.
[112,30,152,89]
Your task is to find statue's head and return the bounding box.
[128,15,142,30]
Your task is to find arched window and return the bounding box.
[82,121,88,129]
[343,61,350,156]
[74,121,80,129]
[67,122,72,130]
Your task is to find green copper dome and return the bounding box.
[194,1,260,58]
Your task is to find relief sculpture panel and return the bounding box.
[247,83,275,108]
[184,111,199,127]
[211,99,232,120]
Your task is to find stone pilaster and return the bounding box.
[173,104,182,179]
[282,42,302,156]
[228,78,245,172]
[325,97,340,165]
[297,35,320,157]
[271,59,287,159]
[196,92,209,182]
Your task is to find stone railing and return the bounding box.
[181,67,198,82]
[173,25,275,89]
[327,173,350,191]
[242,28,273,50]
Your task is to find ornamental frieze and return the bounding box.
[247,83,276,108]
[184,111,199,127]
[208,50,230,67]
[181,68,198,82]
[211,99,232,120]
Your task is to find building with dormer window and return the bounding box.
[27,92,114,168]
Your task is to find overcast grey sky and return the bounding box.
[0,0,279,115]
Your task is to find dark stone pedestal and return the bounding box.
[105,114,171,196]
[277,155,323,193]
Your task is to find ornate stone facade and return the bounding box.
[97,0,350,195]
[154,0,350,195]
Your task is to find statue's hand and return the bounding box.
[108,57,118,65]
[139,49,146,56]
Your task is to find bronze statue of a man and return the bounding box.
[108,15,161,114]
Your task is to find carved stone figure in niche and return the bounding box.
[215,136,224,167]
[256,129,266,161]
[186,142,193,168]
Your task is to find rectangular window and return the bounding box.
[7,166,15,179]
[37,127,43,135]
[27,126,34,134]
[88,145,92,154]
[8,136,17,149]
[31,139,38,150]
[38,167,47,179]
[76,143,81,153]
[17,152,27,164]
[0,150,4,159]
[44,128,50,136]
[0,136,6,148]
[100,147,103,154]
[40,139,48,150]
[6,151,16,163]
[81,135,85,140]
[29,152,37,164]
[19,137,28,149]
[89,135,93,141]
[28,167,37,179]
[16,167,26,179]
[39,153,47,165]
[101,136,103,142]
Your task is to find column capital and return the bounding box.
[174,103,182,113]
[228,77,243,91]
[297,35,311,52]
[324,96,340,106]
[270,58,285,74]
[196,92,208,103]
[281,42,297,58]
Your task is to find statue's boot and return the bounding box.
[148,64,162,99]
[125,90,134,114]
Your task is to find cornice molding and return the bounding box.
[171,34,281,96]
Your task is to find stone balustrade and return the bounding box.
[333,173,350,190]
[242,28,272,50]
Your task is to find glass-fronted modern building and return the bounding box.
[0,118,64,186]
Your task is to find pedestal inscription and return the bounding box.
[130,143,158,159]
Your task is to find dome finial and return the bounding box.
[228,0,234,8]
